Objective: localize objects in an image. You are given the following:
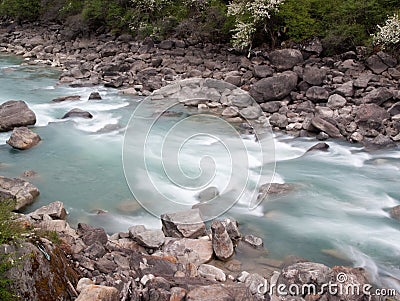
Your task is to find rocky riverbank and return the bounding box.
[0,22,400,149]
[2,200,378,301]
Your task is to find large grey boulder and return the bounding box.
[161,209,206,238]
[6,127,41,150]
[0,176,40,210]
[303,66,327,85]
[355,104,390,131]
[250,71,298,102]
[390,205,400,221]
[268,49,304,71]
[0,100,36,132]
[363,87,393,105]
[30,201,67,220]
[131,226,165,249]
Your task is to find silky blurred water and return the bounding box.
[0,54,399,291]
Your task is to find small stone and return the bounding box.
[243,234,263,249]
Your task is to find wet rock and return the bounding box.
[0,176,40,210]
[0,100,36,132]
[88,91,102,100]
[198,264,226,282]
[6,126,41,150]
[197,186,219,202]
[211,220,234,261]
[243,234,263,249]
[268,49,304,71]
[364,134,396,149]
[161,209,206,239]
[250,71,298,102]
[311,117,342,138]
[306,86,329,102]
[163,238,213,265]
[31,201,67,220]
[62,108,93,119]
[258,183,296,197]
[306,142,330,152]
[77,223,108,246]
[389,205,400,221]
[51,95,81,102]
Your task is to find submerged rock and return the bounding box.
[0,100,36,132]
[62,108,93,119]
[88,91,102,100]
[6,126,41,150]
[0,176,40,210]
[52,95,81,102]
[389,205,400,221]
[196,186,219,202]
[306,142,330,153]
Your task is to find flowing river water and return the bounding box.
[0,54,400,292]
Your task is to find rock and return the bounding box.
[158,40,174,50]
[306,142,330,152]
[31,201,67,220]
[196,186,219,202]
[134,229,165,249]
[163,238,213,265]
[363,87,393,105]
[128,225,147,238]
[303,66,327,85]
[243,234,263,249]
[317,132,329,140]
[225,75,241,87]
[377,51,397,67]
[77,278,94,293]
[62,108,93,119]
[364,134,396,149]
[221,218,241,241]
[0,100,36,132]
[161,209,206,239]
[0,176,40,210]
[84,242,106,259]
[76,284,119,301]
[239,106,262,119]
[366,55,388,74]
[6,127,41,150]
[335,81,354,98]
[186,285,232,301]
[332,266,370,301]
[327,94,346,109]
[306,86,329,102]
[350,131,364,143]
[211,220,234,261]
[250,71,298,102]
[389,205,400,221]
[198,264,226,282]
[253,65,273,78]
[353,73,373,88]
[104,77,123,88]
[51,95,81,102]
[268,49,304,71]
[278,261,334,293]
[260,101,281,113]
[388,102,400,116]
[355,104,390,131]
[302,37,323,56]
[258,183,296,196]
[88,92,102,100]
[311,117,342,138]
[269,113,288,128]
[244,273,267,295]
[170,287,186,301]
[77,223,108,246]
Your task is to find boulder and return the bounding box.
[161,209,206,239]
[389,205,400,221]
[76,284,119,301]
[31,201,67,220]
[6,127,41,150]
[303,66,327,85]
[221,218,241,242]
[198,264,226,282]
[211,220,234,261]
[253,65,273,78]
[366,55,388,74]
[306,86,329,102]
[250,71,298,102]
[196,186,219,202]
[260,101,281,113]
[77,223,108,246]
[269,113,288,128]
[0,100,36,132]
[363,87,393,105]
[62,108,93,119]
[306,142,330,153]
[331,266,371,301]
[335,81,354,98]
[355,104,390,131]
[377,51,397,67]
[327,94,347,109]
[163,238,213,265]
[364,134,396,149]
[302,37,323,56]
[268,49,304,71]
[52,95,81,102]
[133,228,165,249]
[239,106,262,119]
[243,234,263,249]
[311,117,342,138]
[88,92,102,100]
[0,176,40,210]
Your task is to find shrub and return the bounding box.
[372,12,400,51]
[0,0,41,21]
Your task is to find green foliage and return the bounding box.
[0,0,41,21]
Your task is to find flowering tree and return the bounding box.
[227,0,285,49]
[372,13,400,50]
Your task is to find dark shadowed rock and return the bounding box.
[268,49,304,71]
[377,51,397,67]
[52,95,81,102]
[88,91,102,100]
[0,100,36,132]
[250,71,298,102]
[0,176,40,210]
[62,108,93,119]
[311,117,342,138]
[6,127,41,150]
[211,220,234,261]
[161,209,206,238]
[389,205,400,221]
[306,142,330,152]
[77,223,108,246]
[253,65,273,78]
[388,102,400,116]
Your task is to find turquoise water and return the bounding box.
[0,55,400,291]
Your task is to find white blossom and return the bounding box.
[372,13,400,48]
